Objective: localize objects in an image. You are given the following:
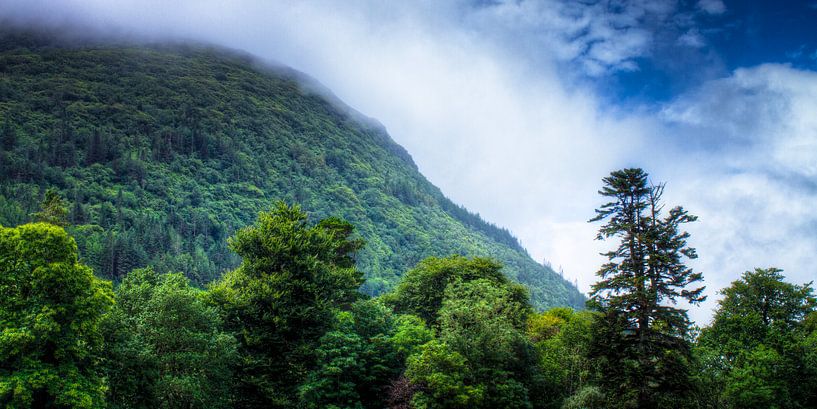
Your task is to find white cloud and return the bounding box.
[656,64,817,323]
[1,1,815,326]
[697,0,727,15]
[678,29,706,48]
[462,0,681,76]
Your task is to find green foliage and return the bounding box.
[561,386,606,409]
[527,308,597,409]
[385,255,527,324]
[299,299,432,409]
[31,188,69,226]
[406,340,484,408]
[697,268,817,409]
[209,203,365,408]
[103,267,237,409]
[0,223,114,408]
[0,29,583,309]
[588,168,705,409]
[437,279,532,365]
[403,264,542,409]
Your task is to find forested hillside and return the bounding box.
[0,29,583,309]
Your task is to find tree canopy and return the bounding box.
[698,268,817,408]
[208,202,365,408]
[103,267,237,409]
[0,223,114,408]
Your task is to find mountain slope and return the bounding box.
[0,30,585,309]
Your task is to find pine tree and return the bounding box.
[588,168,705,409]
[32,188,69,226]
[209,203,365,408]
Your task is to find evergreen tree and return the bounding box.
[209,203,364,408]
[588,168,705,409]
[32,188,69,227]
[1,121,16,151]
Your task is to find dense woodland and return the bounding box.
[2,171,816,408]
[0,29,583,309]
[2,30,817,409]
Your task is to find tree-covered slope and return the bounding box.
[0,30,584,309]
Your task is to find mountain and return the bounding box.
[0,29,584,309]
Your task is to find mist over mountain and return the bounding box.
[0,27,584,309]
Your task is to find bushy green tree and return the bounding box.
[697,268,817,409]
[405,275,541,409]
[209,203,364,408]
[0,223,114,408]
[384,255,526,325]
[527,308,597,409]
[103,267,237,409]
[298,299,432,409]
[405,340,483,408]
[561,386,606,409]
[588,168,705,409]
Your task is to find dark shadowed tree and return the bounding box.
[298,299,432,409]
[1,121,16,151]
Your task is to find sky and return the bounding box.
[3,0,817,324]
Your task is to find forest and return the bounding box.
[0,30,583,309]
[1,29,816,409]
[1,168,815,409]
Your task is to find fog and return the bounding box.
[3,0,816,324]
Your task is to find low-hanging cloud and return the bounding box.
[2,0,815,324]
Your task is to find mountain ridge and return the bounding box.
[0,28,585,309]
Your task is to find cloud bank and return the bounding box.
[2,0,815,324]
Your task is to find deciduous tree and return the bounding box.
[0,223,114,408]
[698,268,817,408]
[104,267,237,409]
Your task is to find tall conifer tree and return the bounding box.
[588,168,705,409]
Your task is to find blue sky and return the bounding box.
[3,0,817,324]
[588,0,817,102]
